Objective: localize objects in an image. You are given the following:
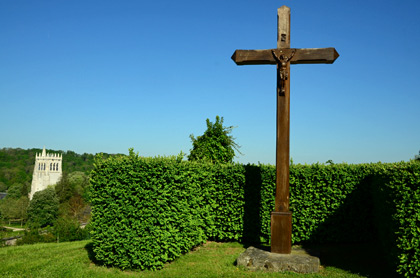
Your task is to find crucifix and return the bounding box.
[232,6,339,254]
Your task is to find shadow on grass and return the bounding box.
[302,242,397,278]
[238,241,396,277]
[84,241,104,266]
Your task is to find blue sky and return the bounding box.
[1,0,419,165]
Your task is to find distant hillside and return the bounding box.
[0,148,117,192]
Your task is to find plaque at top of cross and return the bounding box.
[232,6,339,254]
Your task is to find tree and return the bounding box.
[67,171,89,196]
[0,181,7,192]
[55,173,73,204]
[53,216,89,242]
[0,196,29,225]
[0,181,29,224]
[7,183,24,199]
[27,187,59,227]
[188,116,241,163]
[68,194,89,222]
[55,172,90,222]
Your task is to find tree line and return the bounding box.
[0,147,119,243]
[0,116,240,195]
[0,148,118,193]
[0,116,241,243]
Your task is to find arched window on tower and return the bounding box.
[38,163,40,170]
[50,163,52,170]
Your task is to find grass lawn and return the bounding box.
[0,240,394,278]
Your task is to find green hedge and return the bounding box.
[198,163,246,241]
[90,153,205,270]
[90,152,249,269]
[90,152,420,276]
[373,162,420,277]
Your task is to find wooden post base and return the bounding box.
[271,211,292,254]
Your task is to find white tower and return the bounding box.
[29,147,62,200]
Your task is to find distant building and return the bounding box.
[29,147,62,200]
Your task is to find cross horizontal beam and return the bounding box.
[231,47,339,65]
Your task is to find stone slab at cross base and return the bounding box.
[236,246,320,273]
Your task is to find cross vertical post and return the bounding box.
[271,5,292,254]
[231,5,339,255]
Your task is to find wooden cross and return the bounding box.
[232,6,339,254]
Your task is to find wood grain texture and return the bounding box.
[277,6,290,49]
[231,48,339,65]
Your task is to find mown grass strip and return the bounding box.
[0,240,376,278]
